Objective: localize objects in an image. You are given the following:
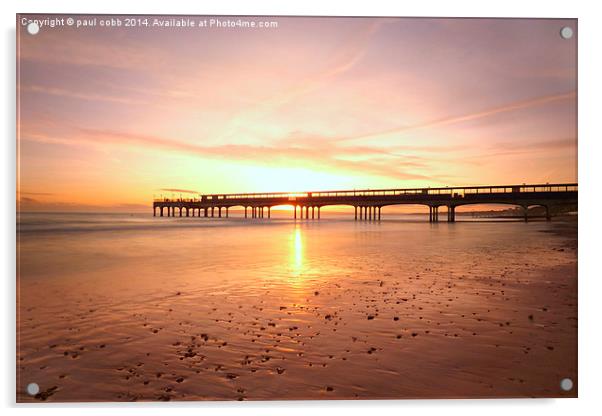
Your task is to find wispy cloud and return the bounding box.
[18,191,55,196]
[22,84,143,105]
[22,128,437,182]
[332,91,577,143]
[159,188,199,194]
[216,20,385,141]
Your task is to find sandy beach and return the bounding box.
[16,214,577,401]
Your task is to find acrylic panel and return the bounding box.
[16,15,577,402]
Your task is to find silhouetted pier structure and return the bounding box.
[153,183,577,222]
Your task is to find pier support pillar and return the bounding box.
[186,208,189,217]
[218,207,222,218]
[268,207,271,218]
[312,206,315,219]
[226,207,229,218]
[447,206,455,222]
[378,206,381,221]
[294,205,297,220]
[204,208,208,218]
[523,206,528,222]
[245,207,248,218]
[318,207,321,219]
[354,206,357,221]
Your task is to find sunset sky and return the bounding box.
[17,16,577,211]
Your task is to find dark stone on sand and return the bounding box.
[326,386,334,392]
[34,386,58,401]
[367,315,375,320]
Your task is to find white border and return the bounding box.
[3,1,602,415]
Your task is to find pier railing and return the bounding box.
[154,183,578,203]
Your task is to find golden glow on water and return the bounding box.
[291,227,304,277]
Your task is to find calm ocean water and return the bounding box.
[17,210,522,233]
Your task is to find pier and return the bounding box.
[153,183,577,222]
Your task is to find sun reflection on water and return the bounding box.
[291,226,304,276]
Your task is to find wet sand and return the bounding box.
[16,214,577,401]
